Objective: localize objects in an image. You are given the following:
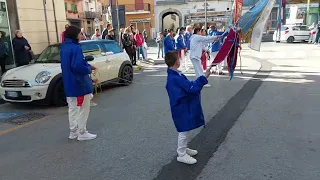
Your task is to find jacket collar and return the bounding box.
[64,38,79,44]
[167,68,181,76]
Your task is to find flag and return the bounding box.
[249,0,276,51]
[233,0,243,23]
[238,0,269,40]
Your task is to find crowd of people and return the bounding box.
[158,25,228,81]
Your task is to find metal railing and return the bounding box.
[80,11,102,19]
[125,3,151,12]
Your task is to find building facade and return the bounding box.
[154,0,232,33]
[81,0,103,36]
[1,0,67,68]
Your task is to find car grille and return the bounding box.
[1,80,31,88]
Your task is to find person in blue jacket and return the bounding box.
[165,51,213,165]
[60,25,97,141]
[208,25,228,75]
[164,29,175,55]
[175,27,187,59]
[184,25,193,51]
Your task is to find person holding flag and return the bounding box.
[209,26,227,75]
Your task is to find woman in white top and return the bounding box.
[91,29,101,40]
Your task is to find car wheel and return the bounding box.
[52,79,67,106]
[287,36,294,43]
[120,65,133,85]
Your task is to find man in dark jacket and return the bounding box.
[60,25,97,141]
[105,29,115,40]
[102,23,112,39]
[12,30,31,67]
[0,31,8,74]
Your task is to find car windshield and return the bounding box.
[281,26,289,31]
[35,45,61,63]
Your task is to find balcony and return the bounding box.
[125,3,151,14]
[82,11,102,20]
[156,0,185,5]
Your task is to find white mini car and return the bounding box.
[0,40,133,106]
[273,25,310,43]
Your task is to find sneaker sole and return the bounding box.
[69,136,78,140]
[177,158,197,165]
[77,136,97,141]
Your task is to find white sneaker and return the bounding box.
[77,132,97,141]
[204,84,211,88]
[186,148,198,156]
[69,131,78,140]
[177,154,197,165]
[90,102,98,107]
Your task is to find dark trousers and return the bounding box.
[131,47,137,65]
[0,58,5,75]
[124,46,135,65]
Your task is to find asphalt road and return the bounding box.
[0,43,319,180]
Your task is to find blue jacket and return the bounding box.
[175,34,186,52]
[60,38,93,97]
[166,68,208,132]
[184,32,191,50]
[209,30,225,52]
[164,35,175,55]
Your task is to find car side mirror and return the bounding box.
[85,55,94,61]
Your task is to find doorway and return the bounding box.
[0,0,14,67]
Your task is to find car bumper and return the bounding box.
[0,85,49,103]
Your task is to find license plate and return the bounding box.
[6,91,19,98]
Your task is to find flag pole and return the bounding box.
[204,0,207,29]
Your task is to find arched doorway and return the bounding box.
[159,9,182,32]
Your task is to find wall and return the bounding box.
[15,0,67,54]
[65,0,83,20]
[154,1,230,31]
[163,14,179,30]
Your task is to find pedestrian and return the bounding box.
[60,25,97,141]
[91,28,101,40]
[130,25,136,35]
[190,27,221,87]
[143,29,148,42]
[123,28,134,64]
[209,26,226,75]
[119,28,124,49]
[156,32,164,59]
[175,27,187,66]
[163,29,168,37]
[0,31,8,75]
[102,23,112,39]
[12,30,32,67]
[105,29,115,40]
[61,24,69,42]
[200,29,209,71]
[165,51,213,165]
[134,29,146,60]
[130,33,137,65]
[80,28,87,40]
[164,29,175,55]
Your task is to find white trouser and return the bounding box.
[180,50,188,70]
[210,51,226,73]
[191,58,205,78]
[67,93,93,134]
[177,132,188,157]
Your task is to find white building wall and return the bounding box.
[155,1,231,32]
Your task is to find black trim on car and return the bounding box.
[118,60,133,78]
[43,73,62,104]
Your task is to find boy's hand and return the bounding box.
[205,67,213,78]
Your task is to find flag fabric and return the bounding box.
[238,0,269,39]
[233,0,243,23]
[250,0,276,51]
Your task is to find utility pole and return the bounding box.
[204,0,207,29]
[116,0,120,45]
[307,0,310,25]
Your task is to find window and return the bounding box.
[64,2,67,11]
[81,43,104,58]
[36,45,61,63]
[299,26,308,31]
[101,42,121,54]
[71,4,77,12]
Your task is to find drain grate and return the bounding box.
[5,112,47,125]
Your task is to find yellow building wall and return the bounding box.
[16,0,67,54]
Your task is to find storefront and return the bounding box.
[0,0,14,68]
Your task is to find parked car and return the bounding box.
[0,40,133,106]
[273,25,310,43]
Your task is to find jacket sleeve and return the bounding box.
[70,47,92,75]
[176,75,208,94]
[12,39,24,51]
[178,36,186,49]
[198,35,218,44]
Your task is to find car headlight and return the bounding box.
[35,71,52,83]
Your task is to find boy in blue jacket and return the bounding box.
[165,51,212,165]
[164,29,175,55]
